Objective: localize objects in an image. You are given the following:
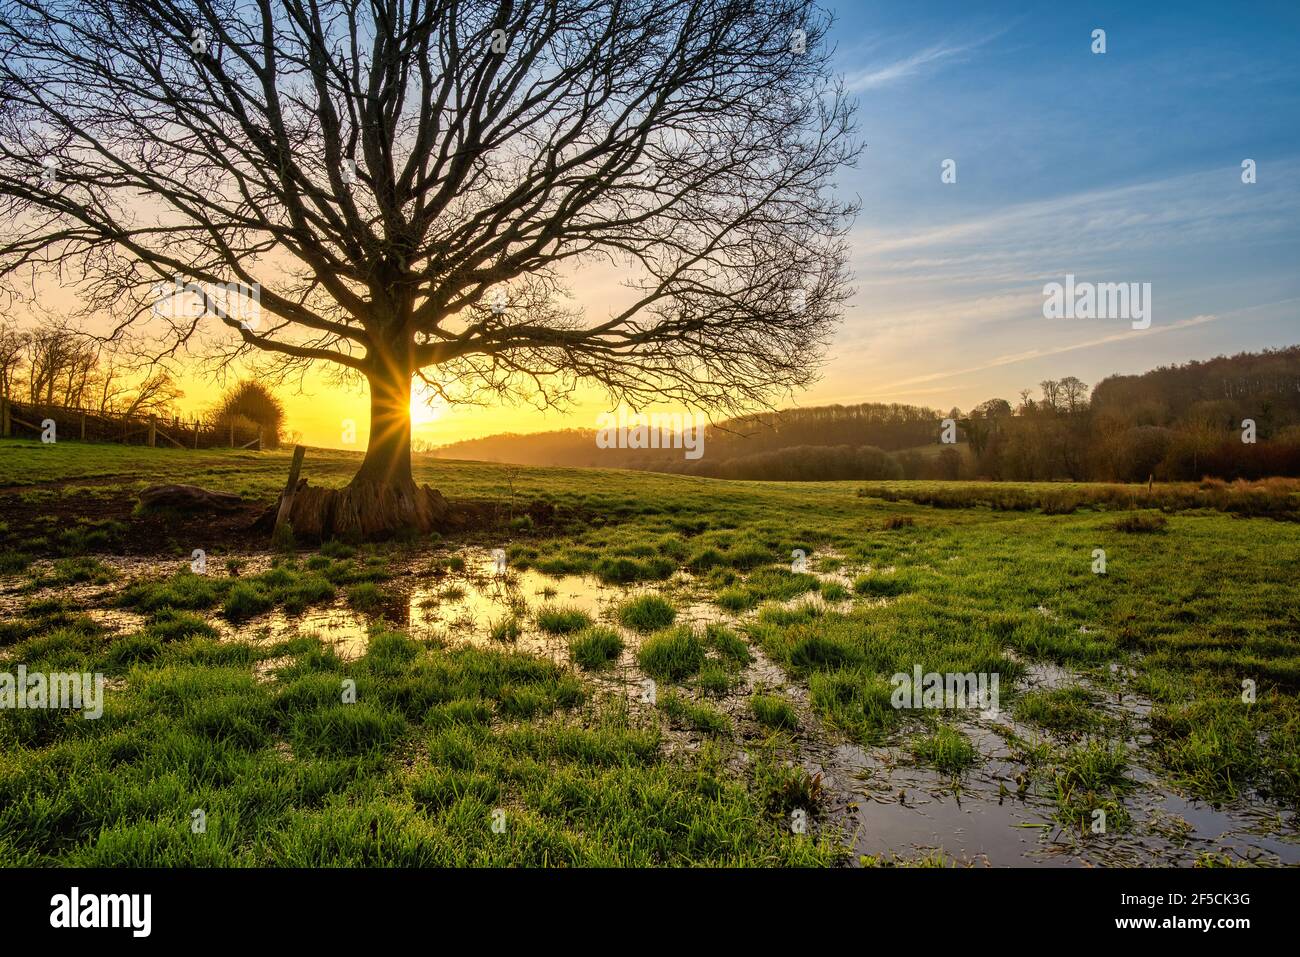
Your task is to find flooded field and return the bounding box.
[4,531,1296,868]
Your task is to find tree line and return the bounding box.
[961,347,1300,482]
[0,317,286,446]
[430,346,1300,483]
[0,318,181,420]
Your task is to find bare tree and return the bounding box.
[1058,375,1088,415]
[118,369,184,419]
[0,319,26,400]
[0,0,857,537]
[1039,379,1061,414]
[25,323,85,405]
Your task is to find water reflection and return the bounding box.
[247,553,726,662]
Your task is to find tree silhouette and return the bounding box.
[0,0,858,536]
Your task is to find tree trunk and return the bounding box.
[281,367,449,541]
[355,369,414,488]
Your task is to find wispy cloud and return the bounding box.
[842,31,1005,91]
[854,161,1300,268]
[856,315,1220,397]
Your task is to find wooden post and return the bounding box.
[229,418,235,448]
[80,413,86,441]
[193,419,199,449]
[274,445,306,537]
[258,427,263,452]
[1,397,9,437]
[148,415,157,448]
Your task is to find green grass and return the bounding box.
[116,564,340,621]
[911,725,978,774]
[750,693,799,731]
[1047,742,1133,833]
[1014,687,1108,736]
[704,622,751,666]
[345,582,386,612]
[2,443,1298,864]
[0,550,33,574]
[637,627,707,682]
[695,660,737,695]
[819,580,850,602]
[569,627,624,670]
[26,556,117,589]
[715,566,818,612]
[593,555,675,584]
[487,615,522,643]
[851,570,915,598]
[224,582,277,620]
[659,692,731,735]
[535,605,593,635]
[616,593,676,632]
[0,615,837,865]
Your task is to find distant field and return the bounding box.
[1,440,1297,866]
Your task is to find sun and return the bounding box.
[410,382,446,427]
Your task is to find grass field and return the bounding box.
[1,440,1298,866]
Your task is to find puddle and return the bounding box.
[223,550,731,663]
[803,669,1300,867]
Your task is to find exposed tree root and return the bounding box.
[269,479,451,541]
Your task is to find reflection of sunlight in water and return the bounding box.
[250,552,727,662]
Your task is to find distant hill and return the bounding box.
[1091,346,1300,430]
[428,402,944,479]
[426,345,1300,482]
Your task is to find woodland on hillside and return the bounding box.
[430,347,1300,482]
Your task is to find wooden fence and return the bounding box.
[0,398,264,450]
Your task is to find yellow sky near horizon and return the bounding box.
[16,189,1293,453]
[36,295,1260,454]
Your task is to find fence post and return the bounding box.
[194,420,199,450]
[1,397,9,437]
[258,427,264,452]
[274,445,306,538]
[229,419,235,448]
[147,415,156,448]
[80,413,86,441]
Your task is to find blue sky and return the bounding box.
[806,0,1300,411]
